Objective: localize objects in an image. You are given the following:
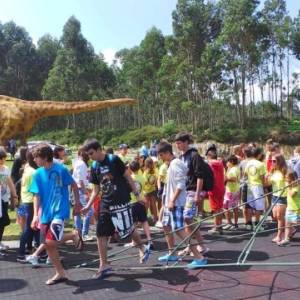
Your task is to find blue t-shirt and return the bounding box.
[29,162,74,224]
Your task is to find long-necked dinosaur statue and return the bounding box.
[0,95,137,145]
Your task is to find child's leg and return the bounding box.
[277,205,286,239]
[149,195,158,222]
[142,221,151,242]
[233,208,239,225]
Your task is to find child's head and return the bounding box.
[129,160,140,173]
[0,147,7,164]
[144,157,154,170]
[286,170,298,184]
[226,155,238,168]
[273,154,287,175]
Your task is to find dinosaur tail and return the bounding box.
[29,98,138,117]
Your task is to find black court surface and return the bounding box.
[1,224,300,300]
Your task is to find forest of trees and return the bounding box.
[1,0,300,144]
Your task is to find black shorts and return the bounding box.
[96,202,134,239]
[0,201,10,227]
[132,202,147,223]
[241,183,248,204]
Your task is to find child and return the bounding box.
[143,157,158,223]
[206,147,225,235]
[128,161,152,248]
[0,148,18,251]
[266,154,287,243]
[223,155,240,230]
[278,171,300,246]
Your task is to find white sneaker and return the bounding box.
[155,221,163,228]
[124,242,134,248]
[46,257,52,265]
[0,243,9,251]
[25,255,39,267]
[83,235,95,242]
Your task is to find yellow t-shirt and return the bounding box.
[158,163,168,184]
[287,186,300,210]
[143,169,157,194]
[130,172,145,203]
[245,159,266,187]
[21,164,36,204]
[269,170,287,197]
[118,154,129,165]
[226,166,240,193]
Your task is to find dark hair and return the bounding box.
[244,146,254,158]
[227,155,238,165]
[144,157,154,170]
[53,145,65,159]
[253,147,264,159]
[272,154,287,176]
[106,147,114,154]
[286,170,298,182]
[129,160,140,172]
[157,141,173,154]
[19,146,28,163]
[83,138,102,152]
[26,149,38,169]
[32,144,53,162]
[174,132,193,143]
[78,146,89,166]
[207,150,217,159]
[0,148,7,160]
[271,143,280,152]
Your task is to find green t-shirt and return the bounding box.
[287,186,300,210]
[269,170,287,197]
[21,164,36,204]
[130,172,145,203]
[245,159,266,187]
[226,166,240,193]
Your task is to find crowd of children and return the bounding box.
[0,135,300,284]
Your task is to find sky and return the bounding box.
[0,0,299,65]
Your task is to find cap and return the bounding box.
[119,144,128,149]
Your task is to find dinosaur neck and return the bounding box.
[25,98,137,117]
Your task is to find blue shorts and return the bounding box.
[183,191,197,219]
[17,204,26,217]
[272,196,287,206]
[162,206,184,231]
[285,210,300,223]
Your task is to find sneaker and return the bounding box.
[26,255,39,267]
[148,242,154,250]
[278,239,290,247]
[187,258,208,269]
[223,223,233,230]
[17,255,27,263]
[208,228,223,235]
[124,242,134,248]
[140,244,151,264]
[155,221,163,228]
[158,254,179,262]
[254,225,264,232]
[83,235,95,242]
[245,224,253,231]
[46,257,52,265]
[0,243,9,251]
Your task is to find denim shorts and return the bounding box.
[17,204,27,217]
[162,206,184,231]
[271,196,287,206]
[285,209,300,222]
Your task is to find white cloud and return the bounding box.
[101,48,117,65]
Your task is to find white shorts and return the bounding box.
[247,185,265,211]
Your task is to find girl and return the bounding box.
[0,148,18,251]
[267,154,288,243]
[278,171,300,246]
[143,157,158,223]
[223,155,240,230]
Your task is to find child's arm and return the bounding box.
[7,176,18,208]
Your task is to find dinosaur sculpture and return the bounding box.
[0,95,137,145]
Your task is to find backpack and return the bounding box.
[184,149,214,192]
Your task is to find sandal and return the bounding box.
[289,228,297,239]
[46,277,68,285]
[92,267,113,279]
[73,230,84,251]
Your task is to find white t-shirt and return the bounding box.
[163,158,188,207]
[0,166,11,202]
[72,159,89,188]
